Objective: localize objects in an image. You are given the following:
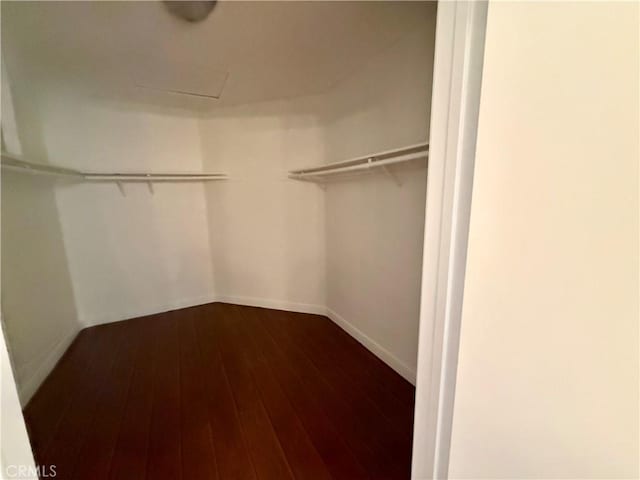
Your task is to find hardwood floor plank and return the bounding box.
[108,316,163,480]
[40,322,129,479]
[213,304,295,480]
[236,305,366,480]
[268,315,409,479]
[301,313,415,408]
[288,311,415,431]
[243,310,370,479]
[72,318,143,480]
[178,308,218,480]
[247,307,402,478]
[230,305,334,480]
[145,315,182,480]
[24,328,100,464]
[193,306,257,480]
[22,302,415,480]
[278,310,413,471]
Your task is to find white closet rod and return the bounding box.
[289,151,427,178]
[84,174,227,181]
[288,143,428,179]
[1,153,228,182]
[1,154,84,178]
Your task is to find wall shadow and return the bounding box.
[1,56,81,405]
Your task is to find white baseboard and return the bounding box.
[219,296,417,385]
[79,294,219,328]
[76,294,415,387]
[78,293,326,327]
[214,294,326,316]
[325,307,417,385]
[18,326,79,406]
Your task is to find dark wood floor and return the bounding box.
[24,303,415,480]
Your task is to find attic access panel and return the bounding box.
[130,56,229,99]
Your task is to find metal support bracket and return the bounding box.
[116,181,126,196]
[381,165,402,186]
[315,177,327,190]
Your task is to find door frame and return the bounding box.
[0,318,38,478]
[411,1,489,479]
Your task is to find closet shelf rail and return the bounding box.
[288,142,428,181]
[1,153,84,178]
[83,173,228,182]
[1,153,228,182]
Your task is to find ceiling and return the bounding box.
[1,1,434,111]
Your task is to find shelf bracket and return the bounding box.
[314,176,327,190]
[146,174,155,195]
[116,181,126,197]
[381,165,402,186]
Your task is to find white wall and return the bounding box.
[1,64,81,405]
[46,98,216,326]
[449,2,639,478]
[199,96,327,312]
[323,20,437,382]
[2,74,216,399]
[1,173,81,403]
[198,17,437,382]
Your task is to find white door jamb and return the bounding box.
[411,2,489,479]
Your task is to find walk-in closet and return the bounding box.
[4,2,636,479]
[1,1,438,478]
